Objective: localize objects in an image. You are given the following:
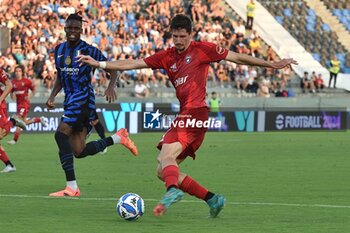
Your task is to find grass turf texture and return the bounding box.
[0,132,350,233]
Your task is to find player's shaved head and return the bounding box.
[170,14,192,34]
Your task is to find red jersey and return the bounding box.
[11,77,35,107]
[0,68,10,109]
[144,41,228,110]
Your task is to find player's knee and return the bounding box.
[0,127,7,139]
[73,149,84,158]
[156,167,163,181]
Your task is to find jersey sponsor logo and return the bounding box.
[60,67,80,76]
[170,63,177,72]
[174,75,188,87]
[185,55,192,64]
[216,45,225,54]
[14,90,25,95]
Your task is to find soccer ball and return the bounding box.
[116,193,144,221]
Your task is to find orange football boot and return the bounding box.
[49,186,81,197]
[116,128,138,156]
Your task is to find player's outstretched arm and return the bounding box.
[225,51,298,69]
[46,73,62,109]
[0,79,12,103]
[77,55,149,70]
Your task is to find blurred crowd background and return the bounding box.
[0,0,323,99]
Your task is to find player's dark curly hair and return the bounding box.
[15,64,24,73]
[170,14,192,33]
[66,12,87,23]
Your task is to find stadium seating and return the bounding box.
[322,0,350,30]
[258,0,350,73]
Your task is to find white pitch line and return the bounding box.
[0,194,350,209]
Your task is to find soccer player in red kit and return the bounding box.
[7,65,46,145]
[77,14,298,217]
[0,68,26,173]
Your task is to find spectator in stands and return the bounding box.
[207,0,225,22]
[249,36,261,58]
[154,69,168,87]
[312,72,324,92]
[216,64,230,88]
[266,45,277,62]
[1,0,285,98]
[301,71,316,93]
[207,65,217,87]
[41,64,54,92]
[235,65,249,94]
[246,0,256,30]
[328,55,340,88]
[234,19,246,37]
[134,79,149,98]
[257,77,270,98]
[235,35,248,54]
[274,82,288,97]
[281,66,291,88]
[208,91,221,112]
[250,30,260,40]
[247,66,259,93]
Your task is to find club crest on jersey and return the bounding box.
[65,56,72,65]
[185,55,192,64]
[170,63,177,72]
[216,46,225,54]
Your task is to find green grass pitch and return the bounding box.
[0,132,350,233]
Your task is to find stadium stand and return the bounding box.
[258,0,350,73]
[322,0,350,31]
[0,0,349,102]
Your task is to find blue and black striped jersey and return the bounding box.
[54,39,106,108]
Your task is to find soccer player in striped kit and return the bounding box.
[46,13,138,197]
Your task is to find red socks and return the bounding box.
[0,147,10,163]
[33,117,41,123]
[14,131,20,142]
[179,175,208,200]
[162,166,209,200]
[162,165,179,189]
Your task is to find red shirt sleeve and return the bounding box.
[143,50,168,70]
[27,79,35,91]
[0,69,9,85]
[199,42,229,64]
